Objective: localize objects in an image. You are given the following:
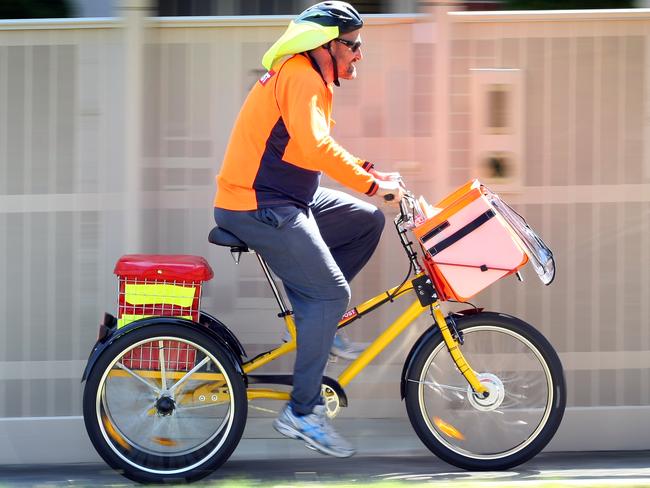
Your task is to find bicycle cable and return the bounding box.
[389,285,414,301]
[447,299,480,312]
[387,258,414,301]
[387,194,419,301]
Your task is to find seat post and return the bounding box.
[230,249,242,264]
[255,252,291,316]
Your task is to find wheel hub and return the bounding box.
[467,373,505,411]
[155,395,176,416]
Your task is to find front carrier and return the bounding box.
[413,180,555,302]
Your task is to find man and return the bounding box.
[213,1,403,458]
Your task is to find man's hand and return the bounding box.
[375,179,405,204]
[369,168,401,182]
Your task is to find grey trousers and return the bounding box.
[214,187,385,415]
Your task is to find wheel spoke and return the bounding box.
[407,317,564,469]
[159,340,168,391]
[408,378,467,393]
[87,331,246,480]
[115,361,161,394]
[169,357,210,394]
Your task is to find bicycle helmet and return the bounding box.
[295,1,363,34]
[262,1,363,85]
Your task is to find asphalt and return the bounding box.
[1,451,650,486]
[1,414,649,486]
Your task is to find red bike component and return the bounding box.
[120,339,198,372]
[114,255,215,370]
[114,254,214,282]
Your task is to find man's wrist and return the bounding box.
[362,161,375,172]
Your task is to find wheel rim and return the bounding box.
[95,336,237,475]
[417,325,553,460]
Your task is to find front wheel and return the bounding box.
[405,312,565,471]
[83,324,247,483]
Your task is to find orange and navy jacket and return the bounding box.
[214,54,377,211]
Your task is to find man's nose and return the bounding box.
[355,48,363,61]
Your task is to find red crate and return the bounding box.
[121,340,197,372]
[114,254,213,328]
[113,255,213,371]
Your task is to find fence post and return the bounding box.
[119,0,151,252]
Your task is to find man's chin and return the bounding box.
[340,67,357,80]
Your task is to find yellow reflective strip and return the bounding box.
[118,314,193,328]
[124,283,196,307]
[102,414,130,450]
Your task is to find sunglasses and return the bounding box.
[334,38,362,53]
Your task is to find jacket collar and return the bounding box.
[302,52,330,88]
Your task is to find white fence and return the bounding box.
[0,5,649,463]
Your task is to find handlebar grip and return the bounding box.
[383,194,395,202]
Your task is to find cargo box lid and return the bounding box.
[114,254,214,282]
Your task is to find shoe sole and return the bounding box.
[272,420,355,458]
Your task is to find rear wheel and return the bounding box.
[405,312,565,470]
[83,324,247,483]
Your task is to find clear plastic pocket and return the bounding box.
[482,188,556,285]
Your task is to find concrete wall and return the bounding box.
[1,6,649,463]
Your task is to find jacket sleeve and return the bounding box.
[328,119,374,171]
[277,67,378,196]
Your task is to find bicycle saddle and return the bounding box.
[208,226,249,252]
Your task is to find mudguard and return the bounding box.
[81,313,246,383]
[198,311,247,360]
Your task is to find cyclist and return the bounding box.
[213,1,403,458]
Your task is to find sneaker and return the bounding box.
[273,403,356,458]
[330,332,365,361]
[282,330,365,361]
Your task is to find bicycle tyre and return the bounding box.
[83,323,247,483]
[405,312,565,471]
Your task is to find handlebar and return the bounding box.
[395,189,420,229]
[378,176,426,233]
